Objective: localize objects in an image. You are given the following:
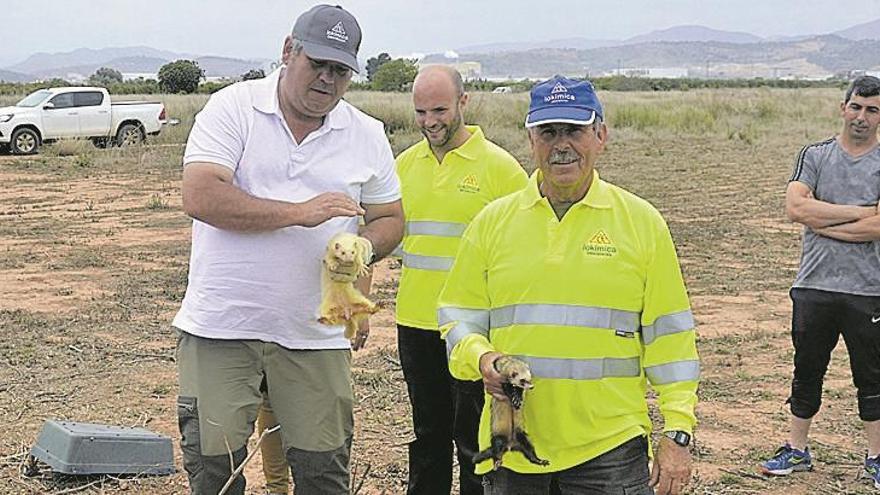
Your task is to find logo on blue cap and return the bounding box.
[526,75,603,128]
[546,82,574,103]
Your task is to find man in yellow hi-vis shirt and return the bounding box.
[438,75,699,495]
[396,65,529,494]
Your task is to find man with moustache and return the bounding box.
[395,65,528,494]
[173,5,403,494]
[438,75,699,494]
[761,76,880,488]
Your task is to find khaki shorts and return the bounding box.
[176,330,353,457]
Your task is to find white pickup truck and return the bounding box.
[0,87,169,154]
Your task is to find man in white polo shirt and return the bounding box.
[172,5,403,494]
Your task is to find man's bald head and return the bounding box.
[413,65,465,98]
[411,65,470,155]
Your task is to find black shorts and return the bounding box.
[790,288,880,420]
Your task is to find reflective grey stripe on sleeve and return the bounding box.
[645,360,700,385]
[490,304,641,333]
[438,307,490,329]
[439,307,490,356]
[405,221,467,237]
[641,310,695,345]
[522,356,641,380]
[391,244,404,257]
[445,321,491,356]
[402,252,454,271]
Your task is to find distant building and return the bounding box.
[454,62,482,80]
[607,67,689,79]
[122,72,158,81]
[848,70,880,79]
[780,73,834,81]
[122,71,232,83]
[417,61,483,80]
[64,73,88,83]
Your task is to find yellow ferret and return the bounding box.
[317,232,378,340]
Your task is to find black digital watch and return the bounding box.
[663,430,691,447]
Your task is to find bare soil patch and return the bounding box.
[1,129,876,494]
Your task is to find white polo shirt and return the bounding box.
[172,67,400,349]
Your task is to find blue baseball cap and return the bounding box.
[525,75,603,128]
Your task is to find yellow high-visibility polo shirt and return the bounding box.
[438,170,699,474]
[395,125,528,330]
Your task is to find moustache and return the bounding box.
[548,151,580,164]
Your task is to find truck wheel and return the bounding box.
[116,123,144,147]
[11,128,40,155]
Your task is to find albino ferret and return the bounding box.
[317,233,378,340]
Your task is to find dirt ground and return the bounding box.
[0,133,877,494]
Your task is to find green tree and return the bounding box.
[158,60,204,94]
[89,67,123,86]
[365,52,391,83]
[241,68,265,81]
[371,58,418,92]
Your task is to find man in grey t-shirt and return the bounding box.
[761,76,880,486]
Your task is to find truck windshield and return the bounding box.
[16,90,53,107]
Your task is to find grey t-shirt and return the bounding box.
[790,137,880,296]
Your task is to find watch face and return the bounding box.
[666,431,690,447]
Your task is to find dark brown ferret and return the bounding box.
[473,355,549,470]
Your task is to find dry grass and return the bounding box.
[1,88,877,494]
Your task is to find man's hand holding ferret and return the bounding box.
[327,262,359,283]
[351,318,370,351]
[479,351,508,402]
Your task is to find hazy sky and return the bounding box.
[5,0,880,67]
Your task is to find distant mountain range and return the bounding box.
[6,46,192,74]
[451,19,880,54]
[455,38,618,54]
[0,69,31,83]
[427,34,880,79]
[1,46,271,83]
[622,25,762,45]
[834,18,880,40]
[7,19,880,82]
[423,20,880,79]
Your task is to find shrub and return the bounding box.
[158,60,204,94]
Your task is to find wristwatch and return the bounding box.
[365,238,377,266]
[663,430,691,447]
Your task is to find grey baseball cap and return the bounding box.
[292,4,362,73]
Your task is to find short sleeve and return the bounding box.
[183,88,246,171]
[789,144,818,191]
[361,124,401,205]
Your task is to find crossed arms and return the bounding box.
[785,181,880,242]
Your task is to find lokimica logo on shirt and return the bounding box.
[583,229,617,257]
[327,22,349,43]
[458,174,481,193]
